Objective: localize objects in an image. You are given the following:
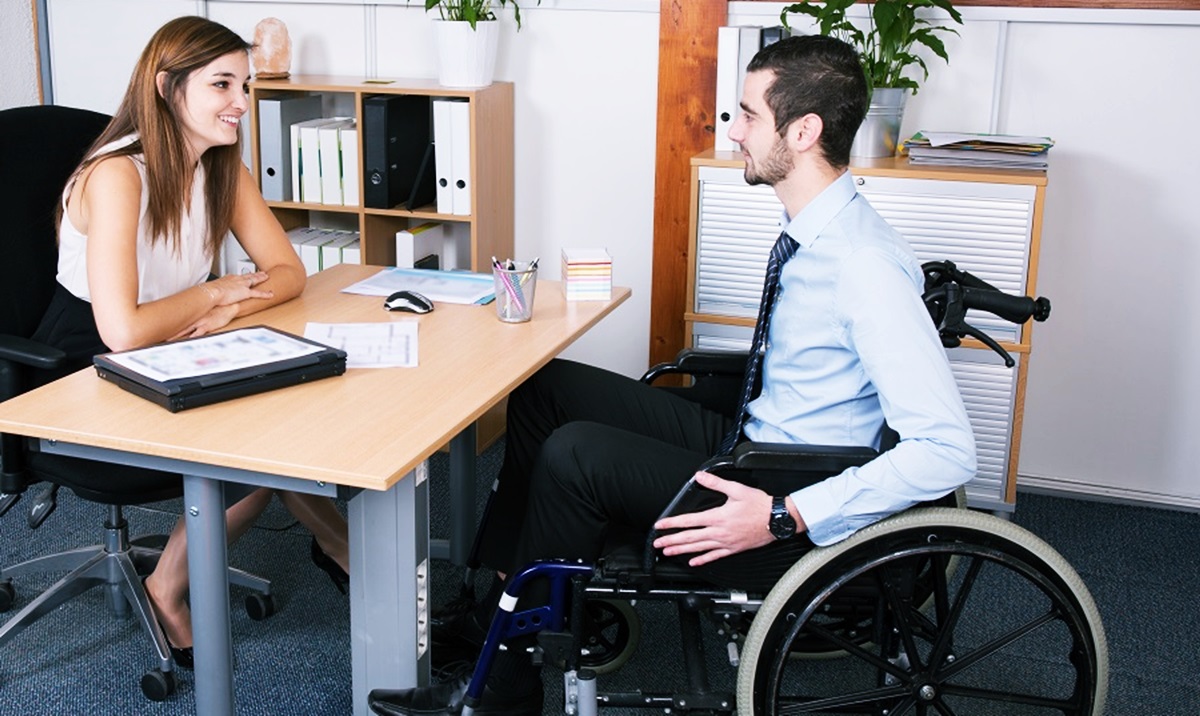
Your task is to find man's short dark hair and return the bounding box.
[747,34,869,170]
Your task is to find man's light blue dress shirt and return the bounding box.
[743,171,977,546]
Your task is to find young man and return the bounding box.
[368,34,976,716]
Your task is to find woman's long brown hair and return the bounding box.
[72,16,251,258]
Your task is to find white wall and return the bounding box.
[734,3,1200,509]
[0,1,42,108]
[39,0,659,380]
[23,1,1200,508]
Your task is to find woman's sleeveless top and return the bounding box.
[56,134,213,303]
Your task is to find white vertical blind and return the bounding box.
[695,167,1037,344]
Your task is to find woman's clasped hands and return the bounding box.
[175,270,274,339]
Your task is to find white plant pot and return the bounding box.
[851,87,910,159]
[433,19,499,89]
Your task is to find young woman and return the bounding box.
[32,15,350,667]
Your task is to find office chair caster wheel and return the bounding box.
[141,668,177,701]
[245,592,277,621]
[571,598,641,675]
[0,579,14,612]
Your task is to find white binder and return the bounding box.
[448,100,471,216]
[292,118,338,204]
[714,26,761,152]
[257,95,321,201]
[318,118,354,205]
[432,100,455,214]
[340,124,359,207]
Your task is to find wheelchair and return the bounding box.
[446,261,1106,715]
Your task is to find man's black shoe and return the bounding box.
[368,667,543,716]
[431,607,488,672]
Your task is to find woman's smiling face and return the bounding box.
[171,50,250,161]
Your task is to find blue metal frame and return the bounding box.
[462,560,593,710]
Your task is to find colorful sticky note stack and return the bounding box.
[561,248,612,301]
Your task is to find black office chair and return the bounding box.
[0,105,274,702]
[437,264,1109,715]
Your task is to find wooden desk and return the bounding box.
[0,264,630,715]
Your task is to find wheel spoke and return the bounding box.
[776,685,910,715]
[805,621,911,680]
[939,681,1079,710]
[878,564,926,671]
[938,608,1060,679]
[928,555,983,668]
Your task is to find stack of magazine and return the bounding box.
[902,131,1054,170]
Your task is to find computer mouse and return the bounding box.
[384,290,434,314]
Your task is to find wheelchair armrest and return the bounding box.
[641,348,748,385]
[727,440,879,473]
[643,440,880,573]
[0,334,67,371]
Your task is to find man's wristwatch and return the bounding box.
[768,496,797,540]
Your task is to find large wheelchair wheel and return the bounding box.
[737,508,1107,715]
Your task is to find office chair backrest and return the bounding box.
[0,105,111,339]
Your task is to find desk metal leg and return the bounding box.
[448,424,477,565]
[182,475,234,716]
[349,462,430,716]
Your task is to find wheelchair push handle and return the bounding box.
[959,285,1051,325]
[921,260,1052,369]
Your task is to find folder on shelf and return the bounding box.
[341,123,359,207]
[395,221,444,269]
[258,95,322,201]
[319,118,355,206]
[432,99,455,214]
[293,117,340,204]
[362,95,433,210]
[448,100,471,216]
[714,26,761,151]
[342,239,361,265]
[321,231,362,269]
[94,326,347,413]
[288,226,356,275]
[406,141,437,211]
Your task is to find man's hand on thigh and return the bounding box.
[652,472,806,567]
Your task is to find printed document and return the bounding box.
[342,267,495,305]
[304,322,418,368]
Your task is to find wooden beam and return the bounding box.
[649,0,727,370]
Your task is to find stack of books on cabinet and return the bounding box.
[561,248,612,301]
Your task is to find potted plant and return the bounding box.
[781,0,963,157]
[421,0,536,88]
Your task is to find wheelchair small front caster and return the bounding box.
[566,598,641,675]
[245,592,277,621]
[0,579,14,612]
[140,668,177,701]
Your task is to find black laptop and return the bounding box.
[94,326,347,413]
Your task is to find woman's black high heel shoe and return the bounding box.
[143,578,194,669]
[310,536,349,595]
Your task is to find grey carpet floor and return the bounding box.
[0,442,1197,714]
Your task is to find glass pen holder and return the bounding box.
[492,261,538,323]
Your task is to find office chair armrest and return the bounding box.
[641,348,748,385]
[0,334,67,371]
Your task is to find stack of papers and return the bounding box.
[902,131,1054,170]
[561,248,612,301]
[341,267,496,305]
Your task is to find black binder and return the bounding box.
[363,95,434,209]
[93,326,347,412]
